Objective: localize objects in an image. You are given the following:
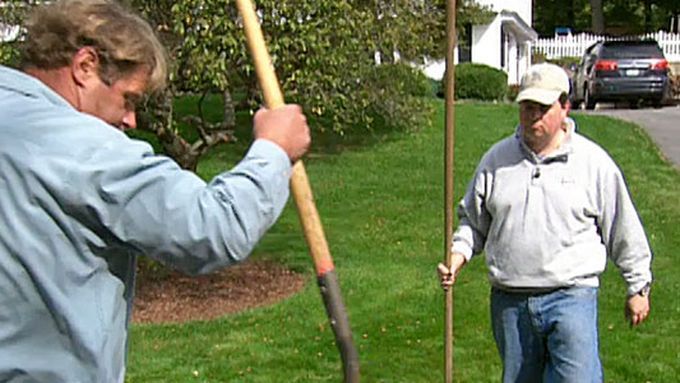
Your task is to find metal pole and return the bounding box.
[444,1,457,382]
[235,1,360,381]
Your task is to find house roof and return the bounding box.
[499,10,537,42]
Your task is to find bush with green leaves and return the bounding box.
[0,43,20,68]
[1,1,491,168]
[360,63,435,133]
[0,1,28,68]
[506,83,520,102]
[547,56,580,69]
[396,64,433,97]
[372,63,434,98]
[670,74,680,100]
[442,63,508,101]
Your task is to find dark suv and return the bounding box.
[571,40,670,109]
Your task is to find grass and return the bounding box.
[125,102,680,382]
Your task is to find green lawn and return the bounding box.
[126,102,680,382]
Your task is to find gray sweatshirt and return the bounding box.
[452,119,652,295]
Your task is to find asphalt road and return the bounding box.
[578,104,680,169]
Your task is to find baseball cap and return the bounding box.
[516,63,570,105]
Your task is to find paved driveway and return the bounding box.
[577,105,680,169]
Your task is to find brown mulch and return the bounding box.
[132,260,307,324]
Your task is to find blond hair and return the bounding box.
[21,0,167,92]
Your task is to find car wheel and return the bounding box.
[653,86,670,109]
[584,88,596,110]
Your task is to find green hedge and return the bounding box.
[440,63,508,101]
[371,62,434,98]
[360,62,435,133]
[506,84,520,102]
[546,56,580,70]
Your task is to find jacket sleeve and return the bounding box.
[451,165,491,261]
[597,164,653,295]
[65,135,292,275]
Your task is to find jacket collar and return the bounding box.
[0,65,74,109]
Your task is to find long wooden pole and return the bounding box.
[444,1,457,382]
[235,1,360,382]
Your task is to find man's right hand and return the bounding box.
[437,252,467,290]
[626,293,650,327]
[253,104,311,163]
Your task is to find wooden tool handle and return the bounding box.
[236,1,360,381]
[236,0,333,276]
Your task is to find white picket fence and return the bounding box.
[533,31,680,62]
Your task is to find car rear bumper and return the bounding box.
[592,77,668,101]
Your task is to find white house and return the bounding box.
[0,1,24,43]
[422,0,537,85]
[0,24,20,43]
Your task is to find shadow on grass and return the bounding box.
[129,92,421,165]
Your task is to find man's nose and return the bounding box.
[121,111,137,130]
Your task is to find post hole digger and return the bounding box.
[235,0,361,382]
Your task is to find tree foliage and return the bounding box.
[0,0,494,169]
[533,0,680,37]
[0,1,30,65]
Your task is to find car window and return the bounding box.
[600,43,664,59]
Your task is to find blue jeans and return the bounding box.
[490,287,603,383]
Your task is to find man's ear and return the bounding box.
[560,100,571,120]
[71,46,100,87]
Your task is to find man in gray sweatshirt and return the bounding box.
[438,63,652,383]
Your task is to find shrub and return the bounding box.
[442,63,508,101]
[532,51,547,64]
[0,42,21,68]
[371,63,434,98]
[506,84,520,102]
[670,74,680,102]
[359,63,435,132]
[547,56,580,70]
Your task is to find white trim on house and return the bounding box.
[421,13,538,83]
[499,10,536,41]
[470,10,537,84]
[500,11,537,85]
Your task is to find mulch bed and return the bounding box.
[132,260,306,324]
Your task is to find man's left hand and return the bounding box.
[625,294,650,327]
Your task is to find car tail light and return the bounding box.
[650,59,669,70]
[594,60,618,71]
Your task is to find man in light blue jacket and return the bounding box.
[438,63,652,383]
[0,0,310,381]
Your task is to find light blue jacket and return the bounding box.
[0,65,292,382]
